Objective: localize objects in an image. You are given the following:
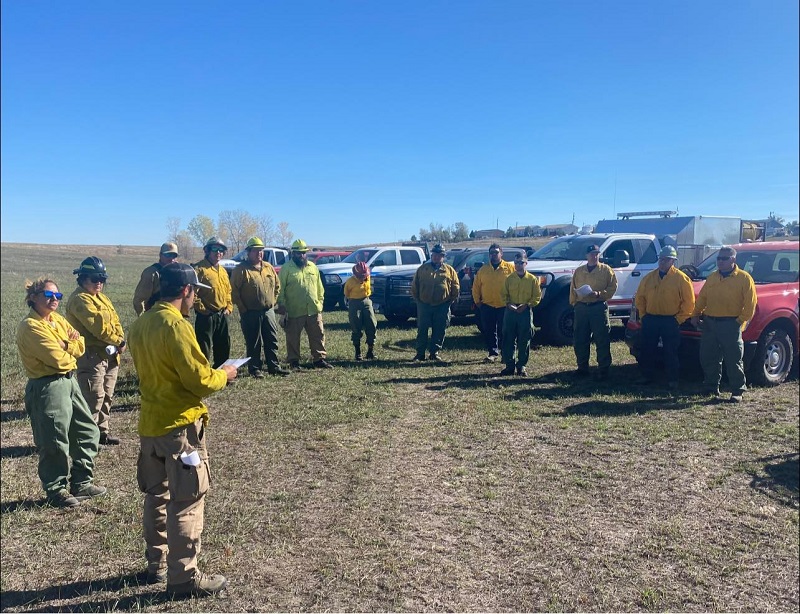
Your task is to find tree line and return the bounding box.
[165,211,294,259]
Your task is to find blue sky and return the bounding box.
[2,0,798,247]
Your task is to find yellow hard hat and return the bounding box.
[291,239,310,253]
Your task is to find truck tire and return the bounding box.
[323,298,339,311]
[544,293,574,346]
[748,327,794,386]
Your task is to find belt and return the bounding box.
[578,301,607,308]
[705,315,737,321]
[36,371,74,381]
[199,309,225,316]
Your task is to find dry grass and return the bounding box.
[1,243,797,612]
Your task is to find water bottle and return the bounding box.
[105,345,118,356]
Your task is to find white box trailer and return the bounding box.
[595,212,764,267]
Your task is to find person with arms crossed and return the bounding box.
[690,246,757,403]
[472,243,515,363]
[16,278,106,508]
[128,263,237,597]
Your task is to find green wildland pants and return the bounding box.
[25,373,100,497]
[573,302,612,370]
[502,307,534,369]
[699,316,747,394]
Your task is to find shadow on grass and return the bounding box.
[1,408,27,423]
[112,373,140,396]
[1,498,50,513]
[748,452,799,509]
[2,572,173,612]
[1,444,36,459]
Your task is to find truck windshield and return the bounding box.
[343,249,378,264]
[531,236,599,261]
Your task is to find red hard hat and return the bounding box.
[353,261,369,279]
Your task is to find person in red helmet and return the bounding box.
[344,261,378,361]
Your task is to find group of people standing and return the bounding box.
[14,236,757,599]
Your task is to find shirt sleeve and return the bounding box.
[529,277,542,308]
[738,274,757,325]
[598,268,618,301]
[132,268,155,316]
[676,273,695,324]
[635,275,649,317]
[230,268,245,312]
[69,294,124,345]
[472,271,483,304]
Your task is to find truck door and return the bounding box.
[602,239,639,308]
[370,249,398,274]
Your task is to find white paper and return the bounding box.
[179,450,201,467]
[576,284,594,297]
[221,357,251,369]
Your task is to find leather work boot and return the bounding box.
[249,369,265,379]
[500,364,515,376]
[412,353,426,362]
[70,483,107,501]
[289,360,301,370]
[166,572,228,598]
[516,366,528,377]
[365,345,375,360]
[100,433,121,445]
[146,569,167,584]
[313,359,333,369]
[48,489,81,508]
[354,344,362,361]
[268,366,291,376]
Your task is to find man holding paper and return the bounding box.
[128,263,237,598]
[569,244,618,380]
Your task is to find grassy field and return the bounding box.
[1,242,798,613]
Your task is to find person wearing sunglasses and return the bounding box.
[128,263,237,597]
[133,242,180,316]
[16,277,107,508]
[690,247,757,403]
[192,237,233,368]
[65,256,126,445]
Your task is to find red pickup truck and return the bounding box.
[625,241,800,386]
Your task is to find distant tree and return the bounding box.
[410,234,417,242]
[175,230,195,262]
[165,217,181,243]
[506,226,515,238]
[255,214,278,245]
[217,210,258,252]
[452,222,469,242]
[469,230,476,239]
[787,220,799,236]
[277,221,293,246]
[524,226,535,237]
[187,215,217,247]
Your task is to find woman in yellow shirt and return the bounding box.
[16,278,106,508]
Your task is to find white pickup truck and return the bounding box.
[318,245,428,310]
[526,233,668,344]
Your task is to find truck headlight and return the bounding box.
[324,274,342,285]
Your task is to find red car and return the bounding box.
[625,241,800,386]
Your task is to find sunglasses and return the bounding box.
[42,290,63,300]
[489,250,501,255]
[716,256,731,261]
[89,275,107,283]
[209,247,226,253]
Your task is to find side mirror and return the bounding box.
[612,250,630,268]
[372,260,385,268]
